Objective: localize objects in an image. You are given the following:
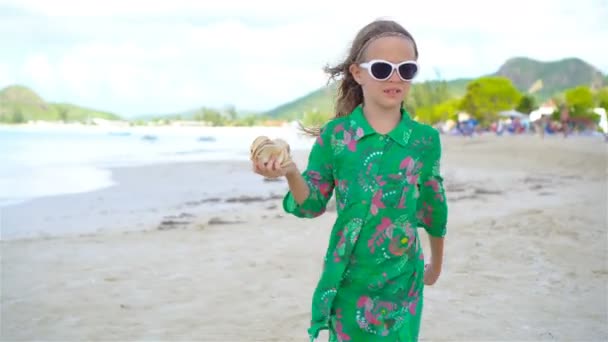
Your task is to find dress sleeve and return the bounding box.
[282,125,335,218]
[416,129,448,237]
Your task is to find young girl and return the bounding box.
[253,19,447,342]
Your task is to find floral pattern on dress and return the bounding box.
[283,105,448,342]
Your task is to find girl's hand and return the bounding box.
[423,263,441,286]
[253,158,298,179]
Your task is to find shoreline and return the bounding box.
[2,134,606,241]
[0,124,318,219]
[0,158,294,241]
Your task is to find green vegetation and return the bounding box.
[406,80,451,110]
[460,76,522,125]
[564,86,596,121]
[2,57,605,128]
[404,79,459,124]
[494,57,604,101]
[265,84,337,121]
[138,106,271,127]
[516,95,537,114]
[264,57,606,126]
[301,110,333,128]
[455,80,602,126]
[412,98,461,125]
[0,85,121,123]
[595,87,608,112]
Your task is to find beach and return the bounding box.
[2,134,607,341]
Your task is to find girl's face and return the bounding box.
[350,36,417,112]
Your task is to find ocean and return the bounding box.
[0,124,313,208]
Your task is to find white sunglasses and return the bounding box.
[359,59,419,82]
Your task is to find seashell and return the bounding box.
[273,138,290,153]
[250,136,273,161]
[250,136,270,155]
[250,136,293,168]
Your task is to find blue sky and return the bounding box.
[1,0,606,117]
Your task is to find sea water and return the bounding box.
[0,123,313,207]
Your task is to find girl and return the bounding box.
[253,19,448,342]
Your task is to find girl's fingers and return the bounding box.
[256,161,271,177]
[252,158,286,178]
[266,158,276,172]
[257,160,266,172]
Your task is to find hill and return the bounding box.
[265,57,606,119]
[494,57,605,99]
[0,85,122,123]
[264,78,471,120]
[135,105,261,122]
[264,83,338,120]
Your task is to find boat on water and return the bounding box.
[197,136,216,142]
[108,131,131,136]
[141,134,158,141]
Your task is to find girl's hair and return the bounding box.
[300,19,419,136]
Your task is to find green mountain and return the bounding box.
[135,105,261,122]
[264,77,472,120]
[0,85,121,123]
[494,57,605,100]
[265,83,337,120]
[264,80,468,120]
[265,57,606,119]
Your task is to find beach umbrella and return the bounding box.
[457,112,470,122]
[593,108,607,134]
[529,107,555,122]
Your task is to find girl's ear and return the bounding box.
[349,63,364,85]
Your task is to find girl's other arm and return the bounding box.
[425,235,444,285]
[417,128,448,285]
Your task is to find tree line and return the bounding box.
[302,77,608,128]
[3,77,606,127]
[409,77,608,126]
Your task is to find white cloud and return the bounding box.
[22,54,55,89]
[57,54,96,101]
[2,0,359,18]
[53,43,159,109]
[1,0,606,116]
[0,64,15,89]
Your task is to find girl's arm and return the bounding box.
[417,128,448,284]
[285,168,311,205]
[282,126,335,218]
[256,162,311,205]
[428,235,444,271]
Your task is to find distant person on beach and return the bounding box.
[560,105,570,138]
[535,116,546,139]
[252,19,447,342]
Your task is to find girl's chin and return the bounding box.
[377,98,404,109]
[364,94,405,111]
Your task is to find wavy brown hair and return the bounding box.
[300,19,419,136]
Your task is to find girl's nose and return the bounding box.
[388,68,401,82]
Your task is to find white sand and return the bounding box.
[2,135,607,341]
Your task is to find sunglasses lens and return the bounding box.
[370,62,393,80]
[398,63,418,80]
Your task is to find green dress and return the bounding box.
[283,105,448,342]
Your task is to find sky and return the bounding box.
[1,0,607,117]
